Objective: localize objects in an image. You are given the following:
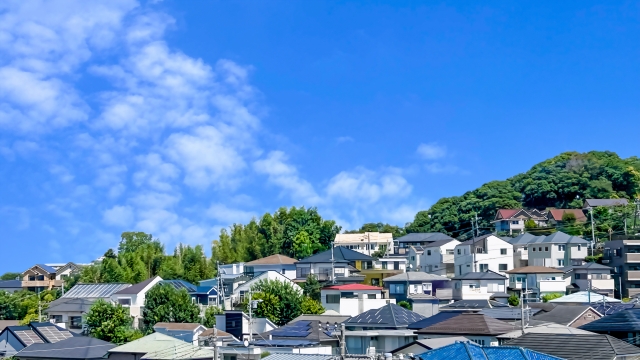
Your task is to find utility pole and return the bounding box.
[248,289,253,342]
[331,242,336,285]
[475,213,480,238]
[520,286,532,336]
[211,327,219,360]
[367,233,371,256]
[37,289,42,322]
[471,218,477,272]
[589,207,596,257]
[340,323,346,360]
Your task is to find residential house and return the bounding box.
[407,312,463,330]
[244,254,298,280]
[0,280,22,293]
[47,283,132,331]
[583,199,630,208]
[243,320,339,354]
[437,299,510,312]
[532,305,601,328]
[382,272,450,303]
[561,262,614,297]
[21,263,80,292]
[155,279,219,307]
[334,232,393,256]
[198,328,238,347]
[202,262,251,298]
[214,311,278,341]
[548,291,620,305]
[394,233,454,255]
[153,323,207,345]
[417,239,460,277]
[0,322,76,357]
[14,336,114,360]
[389,337,469,356]
[407,246,424,271]
[414,312,516,347]
[290,313,351,325]
[417,341,562,360]
[453,235,513,277]
[547,209,587,225]
[320,284,393,317]
[602,237,640,298]
[492,209,548,235]
[344,304,425,355]
[506,333,640,360]
[497,323,595,343]
[505,266,566,300]
[232,270,302,307]
[451,271,508,301]
[507,232,589,268]
[110,332,216,360]
[294,247,368,285]
[579,308,640,341]
[110,276,163,328]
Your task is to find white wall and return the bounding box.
[418,333,498,347]
[420,241,460,276]
[453,279,507,300]
[454,236,513,276]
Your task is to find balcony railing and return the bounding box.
[627,271,640,281]
[626,254,640,263]
[21,280,63,288]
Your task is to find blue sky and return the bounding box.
[1,1,639,272]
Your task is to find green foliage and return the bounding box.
[203,306,223,328]
[397,301,412,310]
[85,299,137,344]
[405,151,640,238]
[11,290,59,324]
[508,293,520,306]
[585,253,603,264]
[541,293,564,302]
[261,352,271,358]
[562,212,577,223]
[244,279,305,326]
[524,219,537,229]
[212,207,341,263]
[302,275,322,302]
[300,297,324,314]
[142,284,200,331]
[0,272,21,281]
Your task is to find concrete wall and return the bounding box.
[454,236,513,276]
[453,279,507,300]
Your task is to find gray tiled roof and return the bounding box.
[383,272,450,282]
[452,270,507,280]
[62,283,131,299]
[345,304,425,328]
[579,308,640,332]
[480,308,542,320]
[47,298,95,313]
[584,199,629,207]
[439,299,510,311]
[414,312,516,335]
[532,305,594,326]
[508,232,588,245]
[15,336,115,359]
[297,247,374,263]
[560,262,612,272]
[423,238,458,248]
[505,333,640,360]
[396,233,453,243]
[35,264,58,274]
[114,276,160,295]
[457,234,494,246]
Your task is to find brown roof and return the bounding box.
[496,209,519,220]
[153,323,204,331]
[506,266,565,274]
[415,312,516,336]
[245,254,297,265]
[548,209,587,222]
[199,329,233,338]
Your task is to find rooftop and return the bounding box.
[415,312,517,336]
[452,270,507,280]
[62,283,132,299]
[15,336,114,360]
[439,299,510,311]
[480,308,543,320]
[584,199,630,207]
[508,232,589,245]
[532,305,598,326]
[423,238,458,248]
[158,279,198,292]
[390,337,469,354]
[407,312,463,330]
[345,303,425,328]
[506,266,565,274]
[417,341,563,360]
[506,333,640,360]
[383,272,450,282]
[322,284,382,291]
[548,291,620,303]
[113,276,161,295]
[108,333,187,354]
[579,308,640,332]
[47,298,95,313]
[296,247,374,264]
[260,320,337,343]
[334,232,393,244]
[246,254,298,265]
[498,323,595,340]
[395,233,453,244]
[261,354,336,360]
[153,323,205,331]
[547,209,587,222]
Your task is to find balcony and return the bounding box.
[628,288,640,298]
[625,254,640,263]
[627,271,640,281]
[21,280,63,288]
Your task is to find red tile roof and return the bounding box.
[322,284,382,291]
[496,209,519,220]
[548,209,587,222]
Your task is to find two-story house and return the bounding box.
[602,236,640,298]
[321,284,393,316]
[394,233,454,255]
[407,246,424,271]
[508,232,589,268]
[418,238,460,277]
[334,232,393,256]
[492,209,548,235]
[110,276,163,328]
[383,272,450,302]
[21,263,80,292]
[453,234,514,277]
[243,254,297,280]
[505,266,566,301]
[295,246,368,284]
[451,271,508,301]
[561,262,615,297]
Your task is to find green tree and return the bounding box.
[562,212,577,223]
[0,272,21,281]
[302,275,322,302]
[300,297,324,314]
[142,284,200,331]
[85,299,140,344]
[524,219,537,229]
[508,293,520,306]
[178,244,214,284]
[397,301,412,310]
[246,279,304,326]
[119,232,157,254]
[541,293,564,302]
[293,231,314,259]
[202,306,224,328]
[15,290,59,324]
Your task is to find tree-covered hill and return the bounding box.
[406,151,640,238]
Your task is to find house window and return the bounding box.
[390,284,406,294]
[382,262,388,270]
[70,316,83,329]
[545,247,549,251]
[457,249,461,255]
[367,294,376,299]
[427,250,432,256]
[578,245,582,251]
[557,259,565,266]
[512,221,519,225]
[575,274,581,279]
[446,250,454,255]
[532,247,536,252]
[499,264,508,271]
[455,281,460,289]
[473,339,486,346]
[523,247,528,250]
[326,294,340,304]
[411,256,415,261]
[394,262,400,270]
[118,298,131,306]
[558,245,566,251]
[539,247,542,251]
[371,278,380,286]
[479,264,488,272]
[500,248,507,255]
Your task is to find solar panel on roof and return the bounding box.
[14,330,45,345]
[37,326,73,343]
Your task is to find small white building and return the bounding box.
[153,323,207,345]
[334,232,393,256]
[110,276,163,328]
[321,284,394,316]
[244,254,298,280]
[419,238,460,277]
[452,271,508,301]
[407,246,424,272]
[453,234,514,277]
[505,266,565,300]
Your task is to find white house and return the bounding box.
[334,232,393,256]
[505,266,566,300]
[215,311,278,341]
[232,270,302,306]
[492,209,548,235]
[561,262,615,297]
[321,284,394,316]
[453,234,513,277]
[508,232,589,268]
[407,246,424,271]
[153,323,207,345]
[244,254,298,280]
[452,271,508,301]
[110,276,163,328]
[419,238,460,277]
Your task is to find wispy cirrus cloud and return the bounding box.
[417,142,447,159]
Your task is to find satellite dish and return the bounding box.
[243,339,249,347]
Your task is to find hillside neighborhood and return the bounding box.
[1,200,640,360]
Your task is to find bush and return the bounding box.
[508,293,520,306]
[85,299,138,344]
[203,306,223,328]
[541,293,563,303]
[398,301,412,310]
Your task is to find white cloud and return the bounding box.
[207,204,256,224]
[417,142,447,159]
[49,165,75,183]
[103,205,134,227]
[424,163,465,174]
[336,136,354,144]
[133,153,180,191]
[254,151,322,204]
[325,167,412,204]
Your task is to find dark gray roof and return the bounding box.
[158,280,197,292]
[396,233,453,243]
[584,199,629,207]
[506,333,640,360]
[261,354,336,360]
[457,234,494,246]
[560,262,612,272]
[15,336,115,359]
[0,280,22,288]
[30,322,76,343]
[297,247,374,263]
[423,238,457,248]
[407,312,463,329]
[579,308,640,332]
[452,270,507,280]
[47,298,95,313]
[508,232,588,245]
[480,308,542,320]
[532,305,595,326]
[439,299,510,311]
[260,320,337,343]
[345,304,425,328]
[415,312,516,336]
[383,272,450,282]
[114,276,159,295]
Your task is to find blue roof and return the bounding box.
[0,280,22,288]
[36,264,58,273]
[408,312,462,329]
[417,342,564,360]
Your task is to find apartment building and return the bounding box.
[602,236,640,298]
[508,232,589,268]
[453,234,514,277]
